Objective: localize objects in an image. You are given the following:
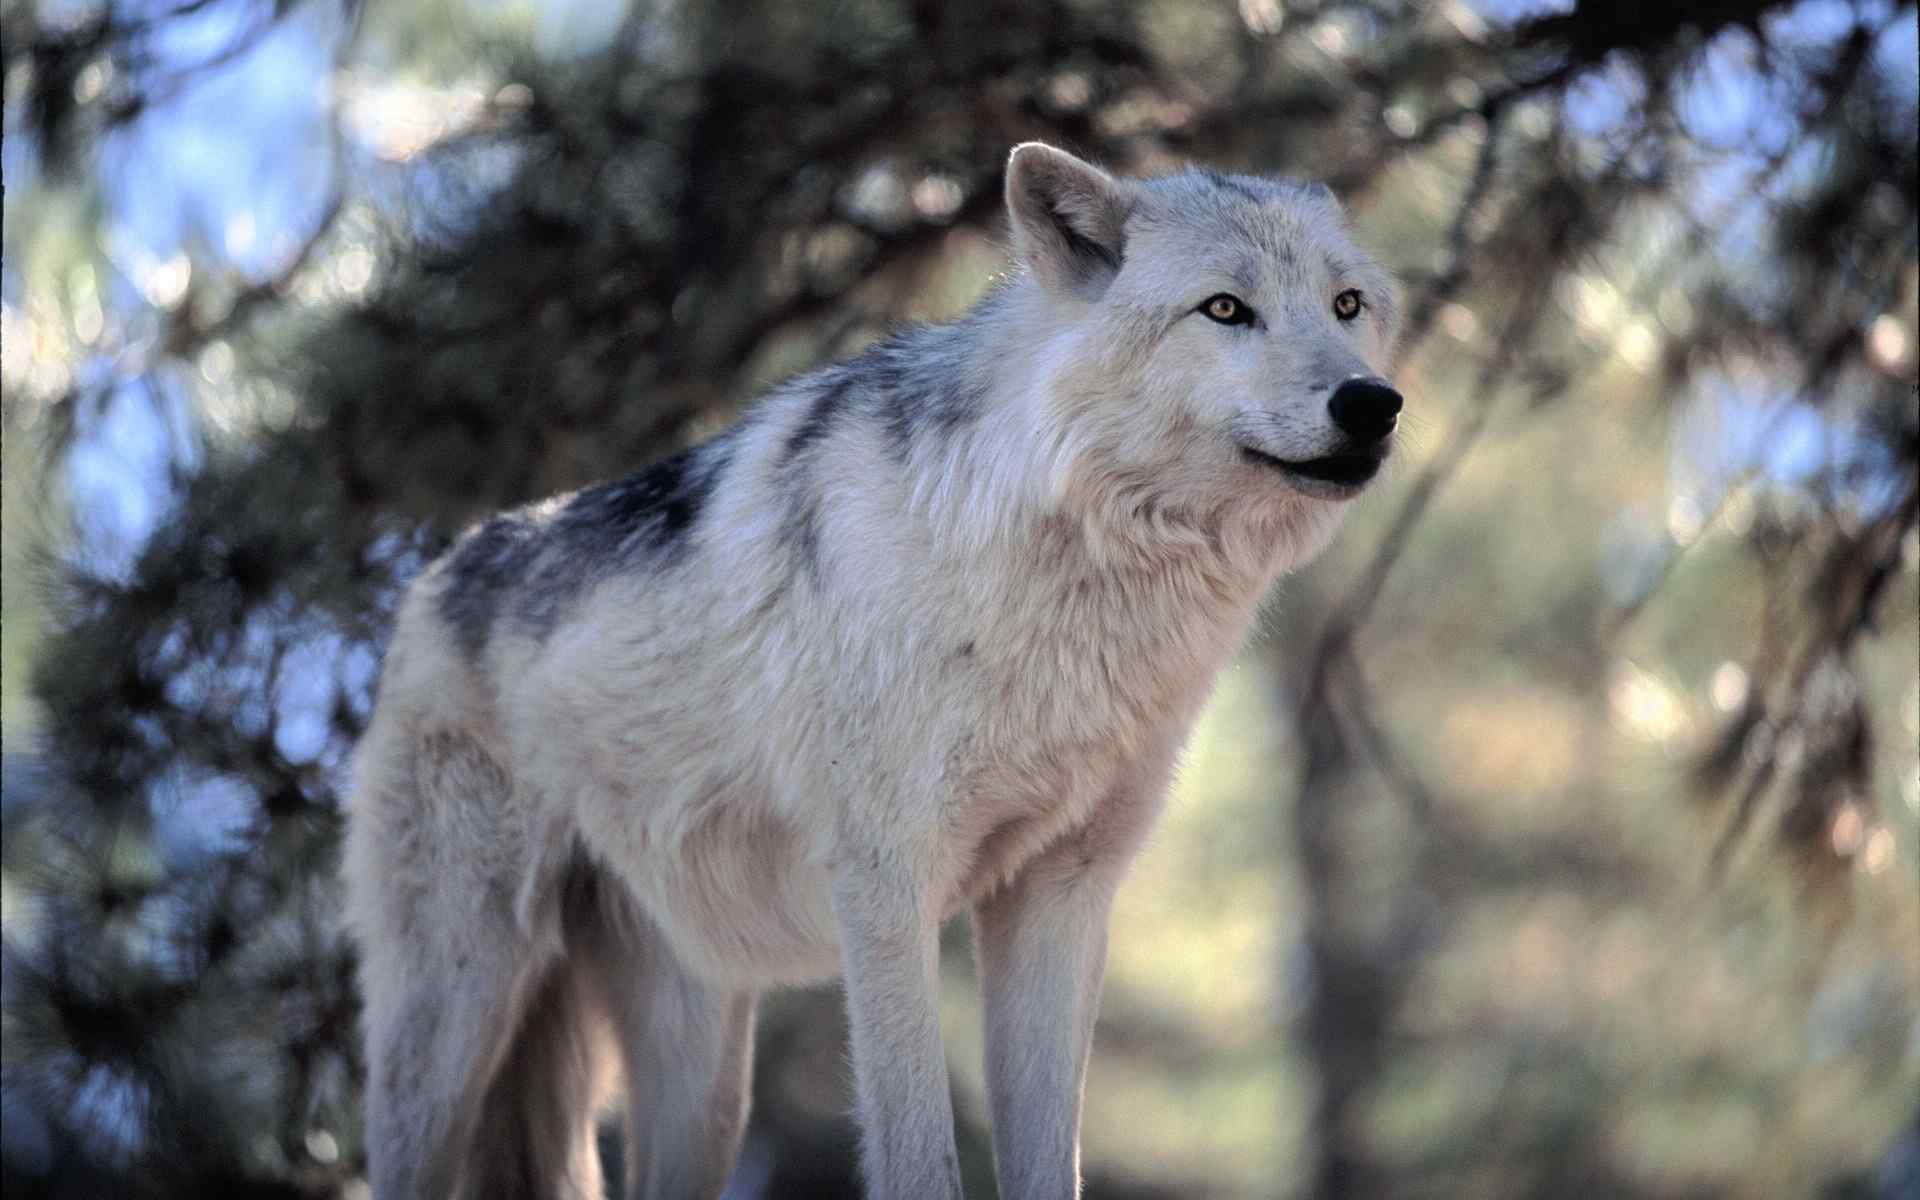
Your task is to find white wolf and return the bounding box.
[342,142,1403,1200]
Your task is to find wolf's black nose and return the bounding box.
[1328,377,1402,441]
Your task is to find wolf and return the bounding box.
[341,142,1403,1200]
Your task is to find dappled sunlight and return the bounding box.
[1608,661,1694,747]
[1427,686,1590,799]
[1107,666,1298,1037]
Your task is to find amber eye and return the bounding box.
[1201,293,1255,326]
[1333,289,1364,321]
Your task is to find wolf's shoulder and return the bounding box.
[425,423,743,655]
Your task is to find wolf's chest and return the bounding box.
[932,591,1231,852]
[960,573,1240,755]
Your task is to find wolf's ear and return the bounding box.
[1005,143,1131,298]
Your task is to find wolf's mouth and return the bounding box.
[1239,445,1385,492]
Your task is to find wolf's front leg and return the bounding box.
[972,775,1168,1200]
[971,842,1116,1200]
[831,852,965,1200]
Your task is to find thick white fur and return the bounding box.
[342,143,1401,1200]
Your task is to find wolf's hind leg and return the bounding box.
[578,888,757,1200]
[359,891,553,1199]
[464,959,613,1200]
[351,727,556,1200]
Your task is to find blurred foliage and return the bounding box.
[2,0,1916,1197]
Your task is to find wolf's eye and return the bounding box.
[1200,293,1255,326]
[1332,289,1365,321]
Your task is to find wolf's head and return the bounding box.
[1006,143,1403,523]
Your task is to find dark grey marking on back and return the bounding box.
[550,438,720,565]
[438,512,544,660]
[776,375,857,583]
[761,312,996,590]
[435,428,738,658]
[854,323,990,461]
[784,497,822,586]
[782,374,852,466]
